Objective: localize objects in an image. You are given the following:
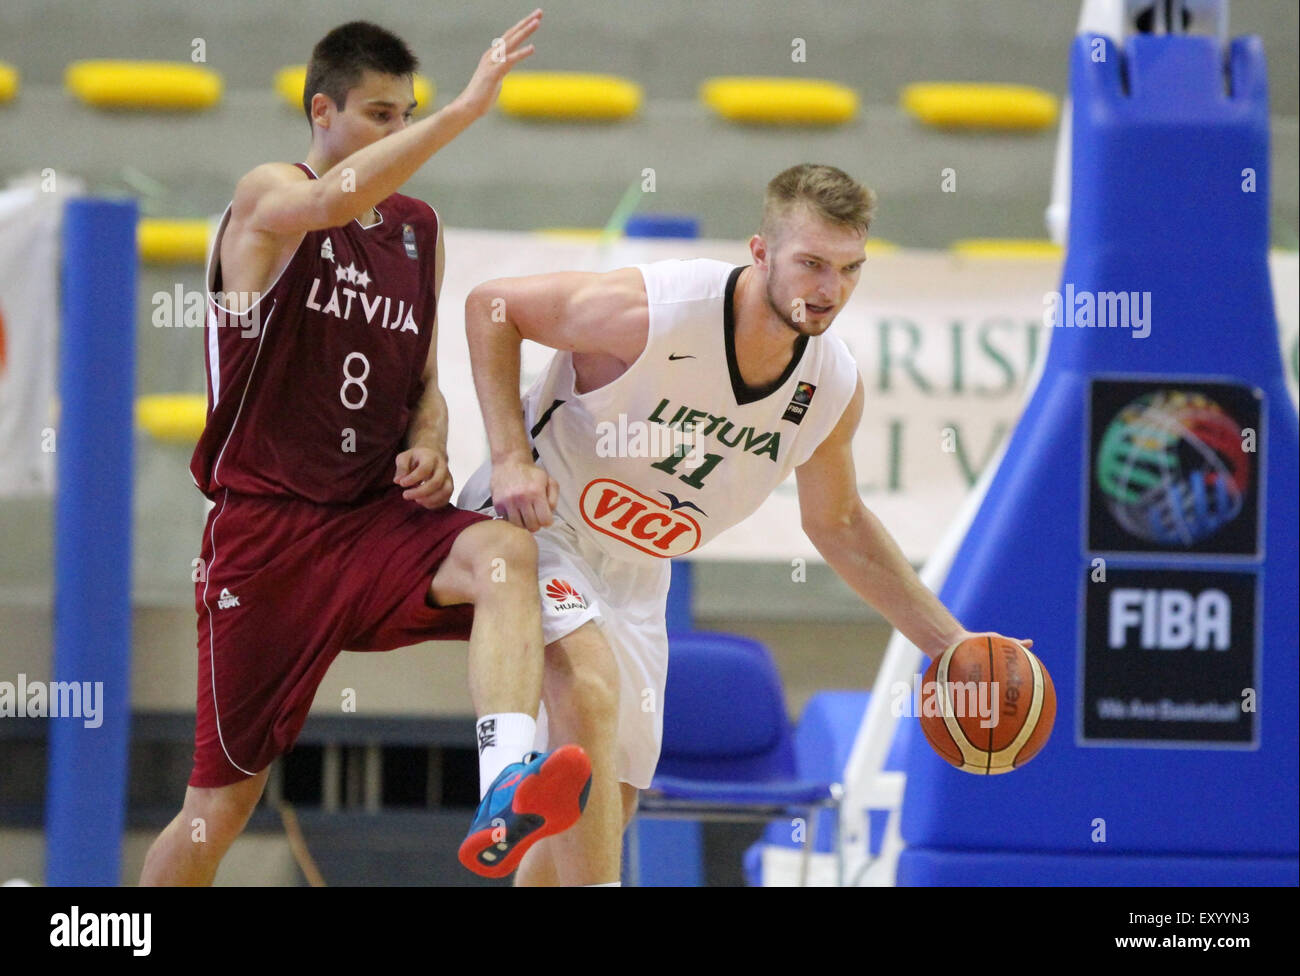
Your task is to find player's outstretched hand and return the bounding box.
[455,8,543,119]
[395,447,454,509]
[491,454,559,532]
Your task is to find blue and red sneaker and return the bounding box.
[458,744,593,878]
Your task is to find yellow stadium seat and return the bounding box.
[498,72,642,121]
[0,63,19,104]
[865,239,898,254]
[900,83,1059,130]
[700,77,858,125]
[533,228,612,242]
[275,65,435,115]
[136,393,208,443]
[65,60,222,110]
[138,219,211,265]
[951,238,1064,259]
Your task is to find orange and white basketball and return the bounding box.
[920,635,1056,775]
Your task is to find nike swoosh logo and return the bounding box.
[668,353,696,361]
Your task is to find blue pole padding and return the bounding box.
[666,562,694,632]
[46,197,138,886]
[624,214,700,239]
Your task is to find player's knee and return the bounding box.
[186,796,255,841]
[464,520,537,591]
[183,777,265,849]
[438,520,538,605]
[490,520,538,575]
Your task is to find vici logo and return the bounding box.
[578,479,701,558]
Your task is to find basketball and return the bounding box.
[920,636,1056,774]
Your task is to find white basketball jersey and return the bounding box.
[468,259,860,566]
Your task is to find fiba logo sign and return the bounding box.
[1095,389,1251,547]
[1084,381,1262,746]
[1084,569,1256,746]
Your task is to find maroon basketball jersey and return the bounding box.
[191,163,439,504]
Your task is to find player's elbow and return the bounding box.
[465,282,513,334]
[311,181,362,231]
[243,177,338,236]
[801,505,863,551]
[801,518,832,553]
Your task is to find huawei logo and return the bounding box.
[545,579,588,610]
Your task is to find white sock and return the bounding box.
[476,713,537,798]
[587,882,622,887]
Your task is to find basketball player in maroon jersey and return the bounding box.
[141,13,591,884]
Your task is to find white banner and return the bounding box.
[438,230,1299,564]
[0,182,63,497]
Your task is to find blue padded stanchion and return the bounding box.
[46,198,138,885]
[897,34,1298,886]
[624,214,700,239]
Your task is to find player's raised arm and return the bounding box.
[464,267,648,530]
[240,9,543,238]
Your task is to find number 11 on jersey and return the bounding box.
[649,445,723,490]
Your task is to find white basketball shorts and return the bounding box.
[530,515,671,790]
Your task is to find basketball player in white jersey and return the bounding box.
[460,164,1032,885]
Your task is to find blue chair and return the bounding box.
[633,632,841,885]
[742,691,913,885]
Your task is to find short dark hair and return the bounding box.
[761,164,877,239]
[303,21,419,122]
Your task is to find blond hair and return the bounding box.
[761,164,877,239]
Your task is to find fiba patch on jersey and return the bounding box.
[782,381,817,425]
[401,224,418,259]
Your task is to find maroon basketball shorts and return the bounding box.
[189,485,489,788]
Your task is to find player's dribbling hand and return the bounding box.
[490,454,559,532]
[455,8,543,119]
[942,630,1035,659]
[394,447,454,509]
